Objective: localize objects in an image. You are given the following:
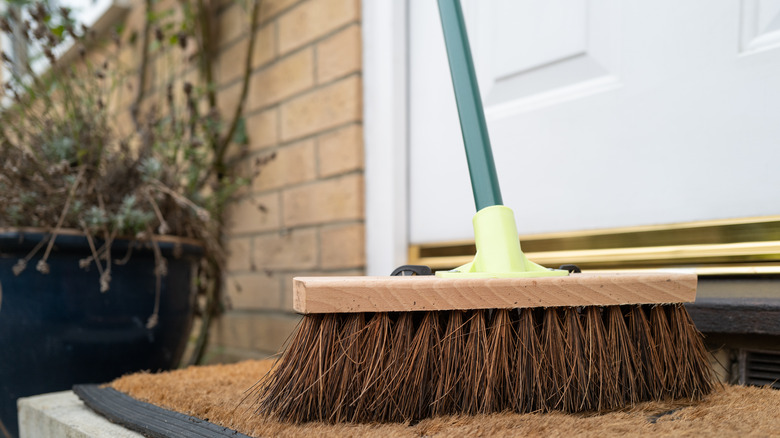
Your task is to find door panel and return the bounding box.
[409,0,780,244]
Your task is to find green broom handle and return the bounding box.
[437,0,503,211]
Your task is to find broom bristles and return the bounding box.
[515,308,543,413]
[353,312,391,419]
[462,310,489,415]
[669,304,715,399]
[485,309,516,413]
[540,308,567,411]
[433,310,465,416]
[650,305,677,395]
[607,306,640,405]
[563,308,588,412]
[251,304,714,423]
[583,306,618,411]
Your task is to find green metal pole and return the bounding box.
[437,0,503,211]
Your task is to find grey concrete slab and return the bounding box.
[18,390,143,438]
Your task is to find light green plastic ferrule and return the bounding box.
[436,206,569,278]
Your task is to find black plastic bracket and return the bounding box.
[559,264,582,274]
[391,265,434,276]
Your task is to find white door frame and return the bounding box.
[362,0,409,276]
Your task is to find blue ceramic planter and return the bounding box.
[0,230,202,437]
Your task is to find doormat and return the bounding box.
[110,359,780,437]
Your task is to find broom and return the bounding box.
[253,0,713,423]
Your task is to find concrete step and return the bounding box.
[17,391,142,438]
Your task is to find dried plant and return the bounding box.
[0,0,265,350]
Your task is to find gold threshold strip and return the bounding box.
[408,216,780,275]
[585,266,780,275]
[411,241,780,273]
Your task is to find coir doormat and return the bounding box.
[108,359,780,437]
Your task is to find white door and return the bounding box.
[408,0,780,245]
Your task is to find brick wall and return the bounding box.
[207,0,365,362]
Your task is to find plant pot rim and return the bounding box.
[0,227,204,248]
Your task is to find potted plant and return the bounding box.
[0,1,262,435]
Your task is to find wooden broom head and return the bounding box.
[292,272,697,314]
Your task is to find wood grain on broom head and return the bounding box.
[293,273,697,313]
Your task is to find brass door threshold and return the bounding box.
[409,216,780,275]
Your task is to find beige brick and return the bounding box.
[216,24,275,85]
[226,237,252,272]
[152,0,186,34]
[119,5,146,48]
[278,0,360,53]
[316,24,361,84]
[248,49,314,111]
[218,3,250,46]
[282,174,363,227]
[213,311,301,353]
[216,81,243,123]
[247,108,279,151]
[252,228,318,270]
[280,75,361,141]
[279,269,362,311]
[216,37,248,85]
[113,109,135,138]
[152,0,178,14]
[320,223,364,269]
[226,108,279,161]
[252,140,316,191]
[278,0,360,54]
[114,48,141,109]
[318,124,363,177]
[224,272,281,310]
[225,192,280,235]
[259,0,301,23]
[253,24,277,68]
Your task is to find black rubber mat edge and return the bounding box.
[73,384,251,438]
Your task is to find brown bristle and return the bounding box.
[485,309,516,413]
[563,308,588,412]
[253,313,335,423]
[395,311,441,421]
[327,313,366,422]
[462,310,489,415]
[650,305,677,395]
[540,309,567,411]
[668,304,714,399]
[254,303,715,423]
[312,314,342,422]
[373,312,414,422]
[628,306,662,400]
[433,310,465,416]
[606,306,640,405]
[353,312,391,419]
[515,308,542,413]
[583,306,618,411]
